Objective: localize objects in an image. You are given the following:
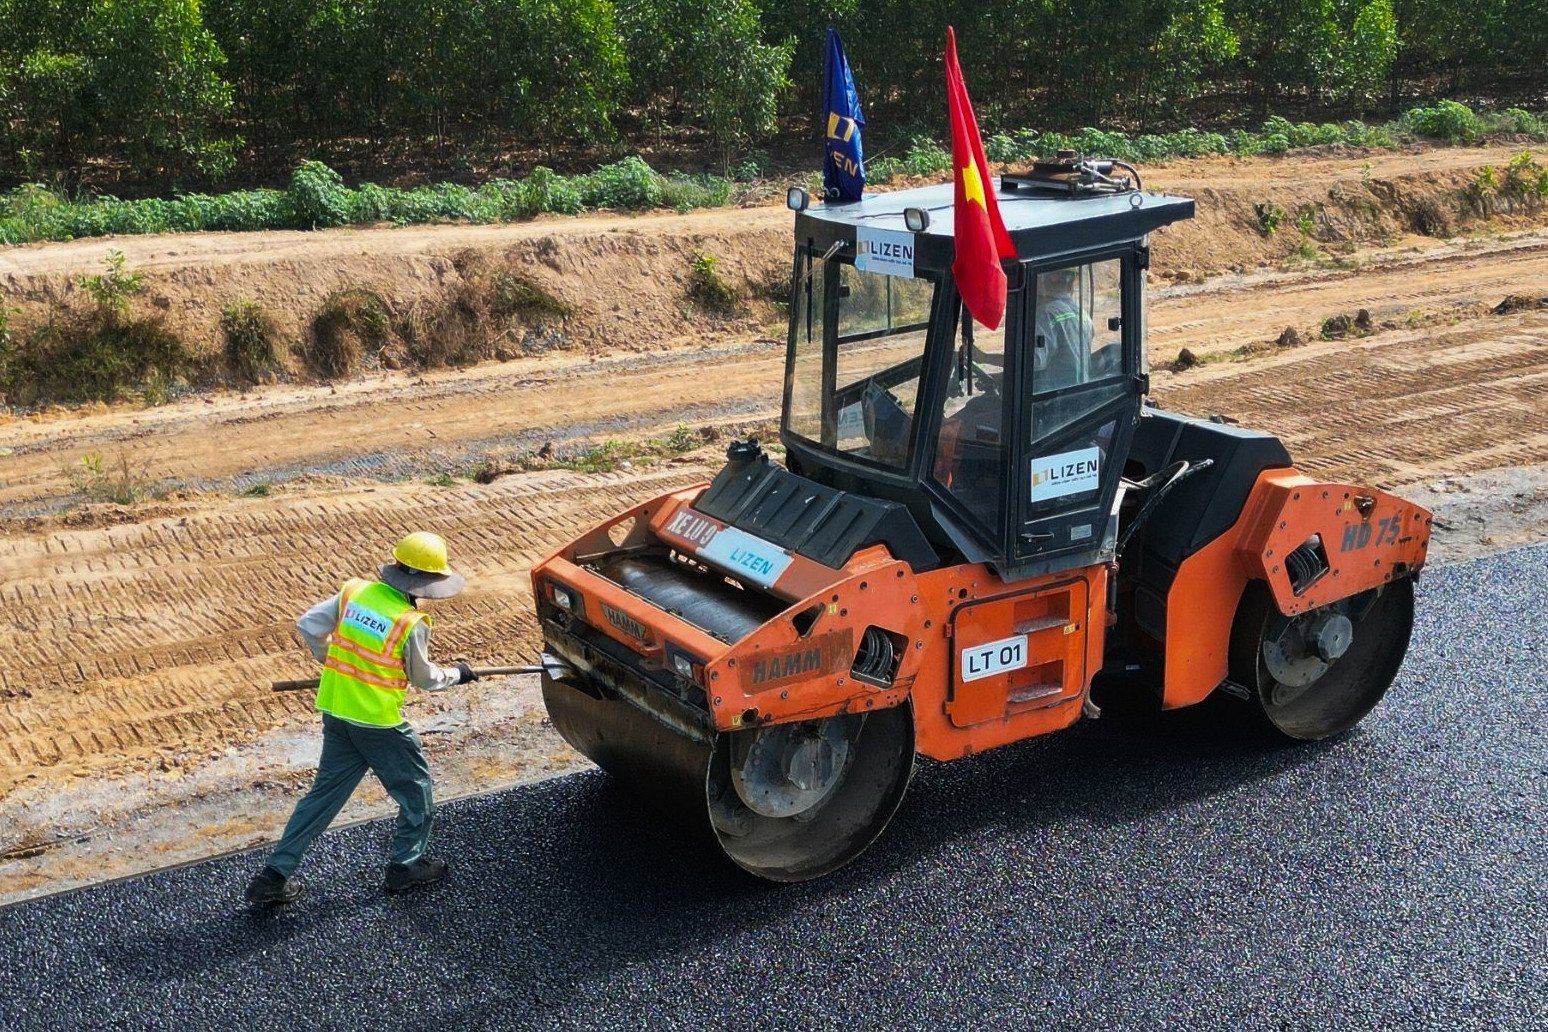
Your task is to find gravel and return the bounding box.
[1,546,1543,1031]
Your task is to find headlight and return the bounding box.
[551,583,577,612]
[666,645,703,684]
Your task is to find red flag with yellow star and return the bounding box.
[946,26,1014,329]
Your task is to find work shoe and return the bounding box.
[244,865,304,905]
[383,856,449,895]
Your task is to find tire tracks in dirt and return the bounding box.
[0,465,712,792]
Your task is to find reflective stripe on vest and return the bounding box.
[314,578,428,727]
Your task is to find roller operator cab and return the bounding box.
[534,159,1433,882]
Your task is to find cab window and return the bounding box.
[1031,259,1123,394]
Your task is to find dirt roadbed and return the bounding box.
[2,145,1547,904]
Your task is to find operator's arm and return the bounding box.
[296,595,341,663]
[404,621,462,692]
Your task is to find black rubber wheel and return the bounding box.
[1228,577,1415,741]
[709,701,916,882]
[545,666,916,882]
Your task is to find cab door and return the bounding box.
[1012,249,1144,570]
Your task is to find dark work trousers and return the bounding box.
[266,712,434,875]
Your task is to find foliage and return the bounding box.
[1403,100,1486,143]
[4,253,190,405]
[575,156,662,209]
[1256,201,1287,236]
[79,250,143,318]
[686,250,741,313]
[68,451,160,505]
[289,161,351,228]
[0,0,237,184]
[1,1,1547,195]
[618,0,792,167]
[221,299,284,383]
[308,288,393,379]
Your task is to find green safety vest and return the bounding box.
[315,578,428,727]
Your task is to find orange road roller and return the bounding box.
[532,157,1431,881]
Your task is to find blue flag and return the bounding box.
[822,26,865,202]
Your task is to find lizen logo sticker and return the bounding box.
[700,526,793,588]
[1030,446,1101,502]
[961,634,1029,682]
[855,226,915,278]
[342,603,391,639]
[836,401,866,444]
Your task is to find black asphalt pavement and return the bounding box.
[1,547,1544,1031]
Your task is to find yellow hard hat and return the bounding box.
[381,531,465,599]
[393,531,451,573]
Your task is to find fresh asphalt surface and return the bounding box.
[2,547,1543,1031]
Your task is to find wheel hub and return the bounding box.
[729,718,852,818]
[1262,601,1356,691]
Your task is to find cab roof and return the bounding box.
[794,179,1195,268]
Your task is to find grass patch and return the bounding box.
[686,251,742,314]
[68,451,161,505]
[489,272,573,320]
[0,251,190,406]
[469,423,714,483]
[239,481,273,497]
[308,288,394,378]
[221,299,285,384]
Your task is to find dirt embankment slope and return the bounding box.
[1,144,1546,903]
[0,144,1540,366]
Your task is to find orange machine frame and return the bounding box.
[534,467,1429,760]
[1158,469,1431,708]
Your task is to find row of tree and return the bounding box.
[0,0,1542,190]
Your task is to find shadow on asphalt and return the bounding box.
[82,681,1350,1018]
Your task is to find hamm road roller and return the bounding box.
[532,158,1431,881]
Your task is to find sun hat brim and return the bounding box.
[379,562,466,600]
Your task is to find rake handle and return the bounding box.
[271,664,543,692]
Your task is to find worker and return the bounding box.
[243,531,477,905]
[1033,266,1093,391]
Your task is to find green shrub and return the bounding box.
[867,156,904,184]
[289,161,352,227]
[902,136,950,177]
[80,250,143,317]
[1495,108,1545,135]
[518,167,584,216]
[576,156,663,209]
[221,298,284,383]
[1255,201,1287,236]
[659,172,732,211]
[1403,100,1484,143]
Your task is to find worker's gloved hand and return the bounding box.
[455,661,479,684]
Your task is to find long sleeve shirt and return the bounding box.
[296,593,461,693]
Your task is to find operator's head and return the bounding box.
[379,531,465,599]
[1045,267,1079,296]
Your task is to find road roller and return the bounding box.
[532,157,1431,881]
